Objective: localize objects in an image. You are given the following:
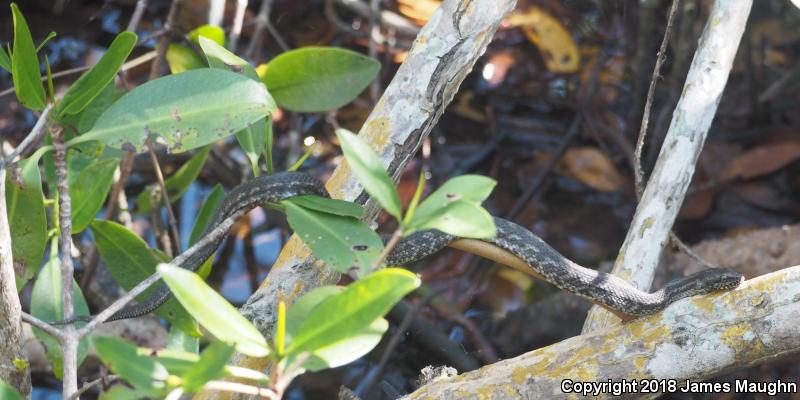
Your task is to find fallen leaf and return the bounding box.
[558,147,625,192]
[719,139,800,181]
[507,8,580,74]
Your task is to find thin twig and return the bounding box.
[630,0,718,270]
[355,291,439,397]
[0,52,156,99]
[633,0,681,199]
[21,312,63,341]
[77,209,243,336]
[68,375,120,400]
[149,0,184,80]
[0,106,52,170]
[126,0,148,32]
[229,0,248,53]
[147,143,182,255]
[372,228,403,271]
[505,49,604,220]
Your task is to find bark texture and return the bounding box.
[407,266,800,399]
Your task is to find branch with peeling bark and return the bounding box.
[583,0,754,331]
[405,266,800,399]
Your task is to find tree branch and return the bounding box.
[407,266,800,399]
[583,0,753,332]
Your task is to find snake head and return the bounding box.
[663,268,744,304]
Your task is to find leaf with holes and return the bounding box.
[410,175,495,225]
[70,69,275,153]
[411,200,495,238]
[284,201,383,275]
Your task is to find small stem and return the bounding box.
[0,105,52,170]
[68,375,119,400]
[147,143,181,255]
[77,209,243,336]
[21,312,63,340]
[373,227,403,270]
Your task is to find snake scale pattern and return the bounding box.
[108,171,743,321]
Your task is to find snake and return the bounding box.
[105,171,743,322]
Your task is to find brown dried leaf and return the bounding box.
[558,147,626,192]
[719,139,800,181]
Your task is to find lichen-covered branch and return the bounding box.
[407,266,800,399]
[194,0,516,396]
[583,0,753,332]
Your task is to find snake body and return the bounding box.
[108,171,743,321]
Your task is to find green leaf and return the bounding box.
[136,145,211,214]
[10,3,45,110]
[189,184,225,279]
[199,37,259,81]
[69,69,276,153]
[412,175,496,222]
[0,381,24,400]
[285,286,342,343]
[305,318,388,372]
[69,158,118,233]
[284,201,383,275]
[167,327,199,354]
[180,342,235,392]
[189,184,224,244]
[166,44,206,74]
[408,175,497,238]
[5,155,47,290]
[90,220,200,335]
[234,118,265,176]
[35,31,57,53]
[286,287,389,372]
[93,336,168,394]
[261,47,379,112]
[99,385,147,400]
[30,256,90,378]
[287,195,364,218]
[55,31,136,117]
[60,83,119,134]
[411,200,496,239]
[335,128,401,220]
[285,268,419,370]
[157,263,270,357]
[189,25,226,46]
[139,348,269,383]
[0,45,11,72]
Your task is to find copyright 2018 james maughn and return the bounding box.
[560,378,797,396]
